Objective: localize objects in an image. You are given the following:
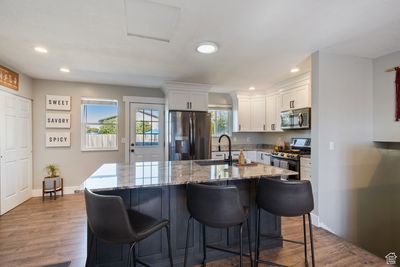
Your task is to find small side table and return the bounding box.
[42,177,64,200]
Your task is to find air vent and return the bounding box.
[125,0,181,42]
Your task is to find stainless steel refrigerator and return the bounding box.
[168,111,211,160]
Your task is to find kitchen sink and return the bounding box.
[194,160,237,166]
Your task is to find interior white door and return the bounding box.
[0,91,32,215]
[130,103,165,163]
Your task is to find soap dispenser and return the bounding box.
[239,149,246,165]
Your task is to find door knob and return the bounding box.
[131,149,135,153]
[131,143,135,147]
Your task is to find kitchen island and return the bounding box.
[82,160,297,267]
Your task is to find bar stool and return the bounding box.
[84,188,173,267]
[255,178,315,267]
[184,183,253,267]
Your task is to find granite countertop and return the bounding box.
[81,160,297,191]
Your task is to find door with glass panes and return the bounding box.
[130,103,164,163]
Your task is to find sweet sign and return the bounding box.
[46,95,71,111]
[0,65,19,91]
[46,132,71,147]
[46,113,71,128]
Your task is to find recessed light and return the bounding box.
[290,68,300,73]
[34,46,48,54]
[249,87,255,91]
[59,67,70,73]
[196,42,218,54]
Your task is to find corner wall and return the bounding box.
[32,79,164,191]
[312,51,400,258]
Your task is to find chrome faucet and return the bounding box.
[218,134,232,165]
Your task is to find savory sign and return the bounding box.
[0,65,19,91]
[46,113,71,128]
[46,95,71,110]
[46,132,71,147]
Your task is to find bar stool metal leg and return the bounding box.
[132,244,137,267]
[246,218,253,267]
[308,213,316,267]
[239,223,243,267]
[165,225,174,267]
[184,216,192,267]
[255,208,261,267]
[303,215,308,266]
[202,224,207,266]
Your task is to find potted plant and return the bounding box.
[43,164,63,199]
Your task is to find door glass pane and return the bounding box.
[135,108,161,147]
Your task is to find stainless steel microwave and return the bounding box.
[280,108,311,130]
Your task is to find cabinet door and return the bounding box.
[237,98,251,131]
[265,95,277,131]
[262,154,271,165]
[251,97,266,131]
[168,91,190,110]
[246,151,257,162]
[274,94,282,131]
[281,90,296,111]
[189,92,208,111]
[292,86,309,109]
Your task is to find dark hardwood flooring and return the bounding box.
[0,194,386,267]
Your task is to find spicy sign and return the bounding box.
[0,65,19,91]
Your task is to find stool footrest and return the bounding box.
[206,244,251,258]
[136,258,152,267]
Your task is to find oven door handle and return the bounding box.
[298,113,304,127]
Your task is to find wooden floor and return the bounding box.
[0,194,386,267]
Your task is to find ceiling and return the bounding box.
[0,0,399,92]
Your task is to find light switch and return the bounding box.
[121,138,126,144]
[329,141,335,151]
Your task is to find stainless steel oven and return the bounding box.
[280,107,311,130]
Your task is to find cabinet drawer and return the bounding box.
[211,152,226,160]
[300,157,311,167]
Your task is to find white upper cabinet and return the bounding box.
[237,96,252,131]
[164,82,211,112]
[281,85,310,111]
[250,96,266,131]
[265,93,282,132]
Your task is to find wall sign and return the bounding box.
[46,132,71,147]
[0,65,19,91]
[46,95,71,110]
[46,113,71,128]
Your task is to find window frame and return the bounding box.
[81,97,119,152]
[208,105,233,137]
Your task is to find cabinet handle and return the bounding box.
[187,102,189,109]
[292,100,295,108]
[190,102,192,109]
[239,124,241,131]
[263,124,266,131]
[261,153,264,160]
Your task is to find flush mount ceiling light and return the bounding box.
[34,46,48,54]
[249,86,255,91]
[290,68,300,73]
[196,42,218,54]
[59,67,70,73]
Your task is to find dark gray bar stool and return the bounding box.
[84,188,173,267]
[184,183,253,267]
[255,178,315,267]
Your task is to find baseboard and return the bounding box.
[310,212,320,227]
[32,186,80,197]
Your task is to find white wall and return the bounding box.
[312,51,400,258]
[32,79,164,190]
[373,51,400,141]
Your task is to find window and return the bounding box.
[209,107,232,137]
[81,98,118,151]
[135,108,160,146]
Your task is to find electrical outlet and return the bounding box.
[329,141,335,151]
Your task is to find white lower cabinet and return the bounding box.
[256,151,271,165]
[0,91,33,215]
[300,157,311,180]
[245,151,257,162]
